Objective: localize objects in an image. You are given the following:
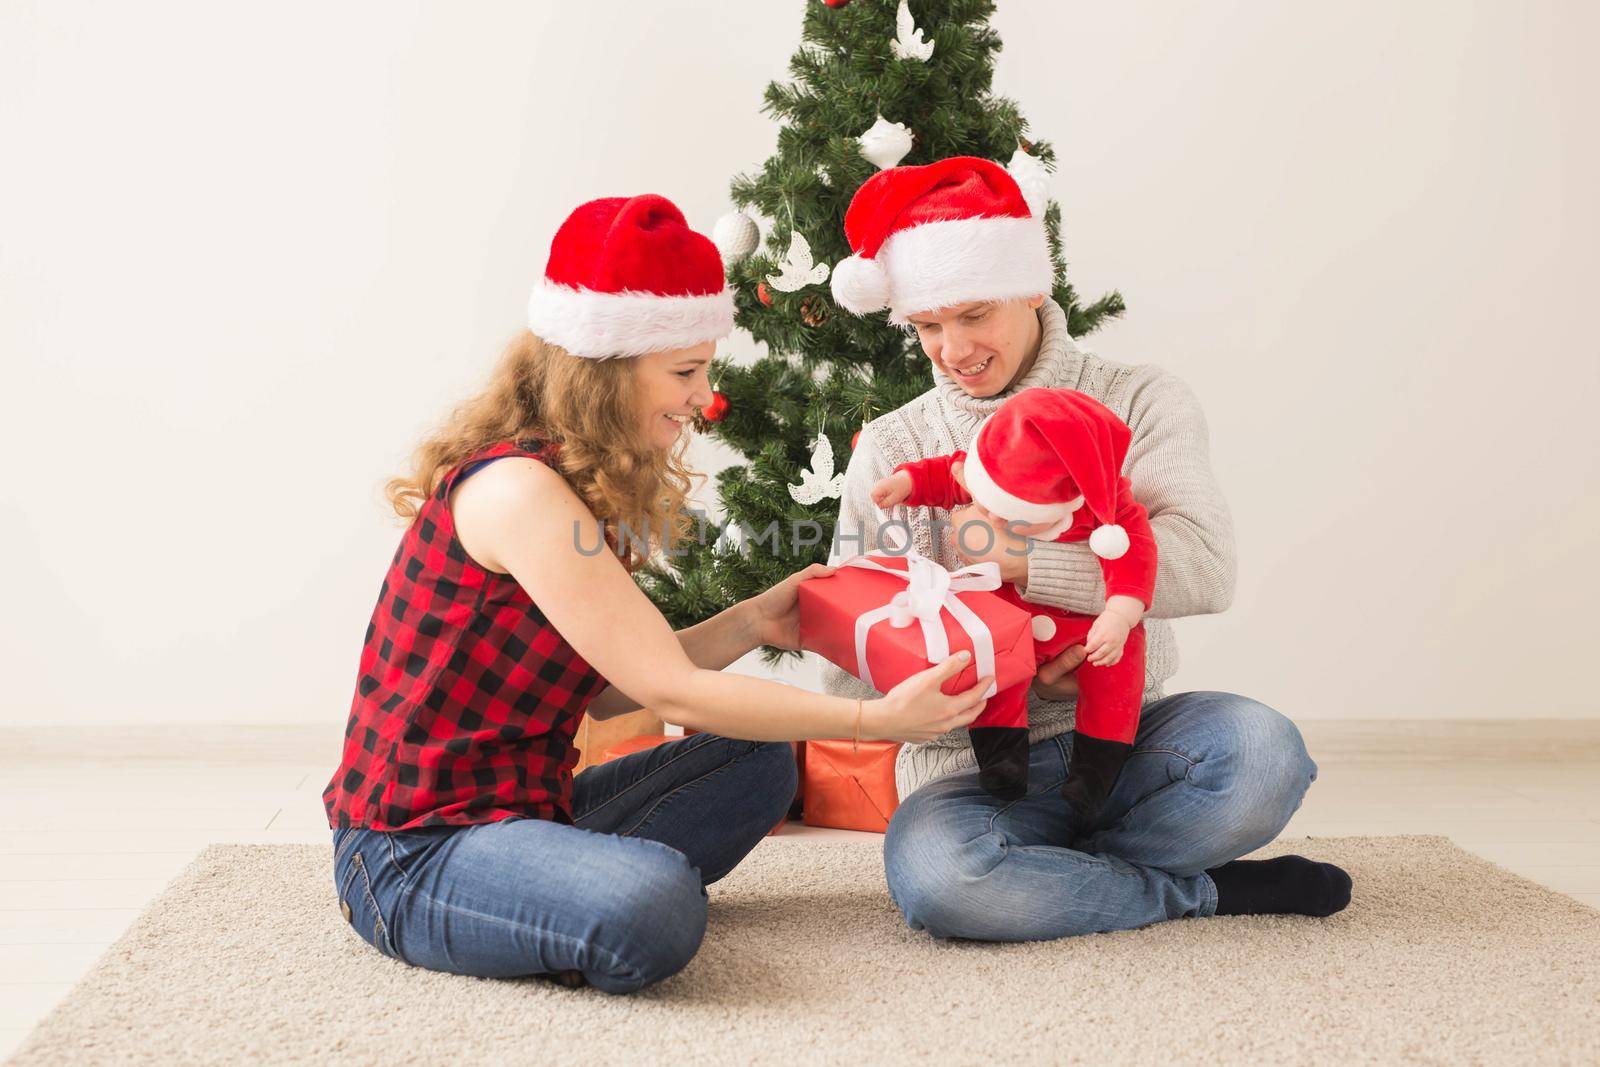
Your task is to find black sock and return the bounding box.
[1207,855,1352,917]
[968,726,1029,799]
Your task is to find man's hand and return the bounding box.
[949,504,1031,584]
[1033,644,1086,701]
[741,562,836,651]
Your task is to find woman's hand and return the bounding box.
[741,562,836,652]
[865,652,993,743]
[1033,644,1087,701]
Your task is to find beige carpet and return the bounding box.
[8,835,1599,1066]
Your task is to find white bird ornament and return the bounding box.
[788,431,846,504]
[766,232,831,293]
[890,1,934,62]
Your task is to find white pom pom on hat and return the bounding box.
[1089,523,1130,560]
[830,253,892,314]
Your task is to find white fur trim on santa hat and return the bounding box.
[527,281,735,359]
[880,215,1053,325]
[961,414,1073,531]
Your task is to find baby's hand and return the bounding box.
[1084,610,1132,667]
[871,470,914,509]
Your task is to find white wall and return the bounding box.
[2,1,1595,726]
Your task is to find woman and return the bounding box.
[322,193,991,994]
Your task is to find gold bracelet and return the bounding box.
[853,698,863,752]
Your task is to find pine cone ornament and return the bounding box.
[800,296,830,326]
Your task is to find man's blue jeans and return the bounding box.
[331,733,796,993]
[883,691,1317,940]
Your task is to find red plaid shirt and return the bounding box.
[323,440,607,830]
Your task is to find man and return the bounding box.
[824,155,1351,939]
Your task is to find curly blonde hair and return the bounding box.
[385,332,700,570]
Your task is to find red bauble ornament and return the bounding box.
[701,390,730,424]
[852,428,862,450]
[822,0,850,7]
[757,281,773,306]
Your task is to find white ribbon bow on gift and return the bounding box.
[839,549,1002,699]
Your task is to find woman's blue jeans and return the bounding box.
[330,732,796,993]
[884,691,1319,940]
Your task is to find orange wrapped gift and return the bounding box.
[802,739,902,833]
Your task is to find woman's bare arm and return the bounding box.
[582,605,758,719]
[451,458,990,742]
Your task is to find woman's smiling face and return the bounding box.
[907,295,1046,398]
[634,341,716,450]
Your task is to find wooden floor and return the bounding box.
[3,720,1599,1058]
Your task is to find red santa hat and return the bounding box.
[527,194,735,359]
[831,156,1054,325]
[962,388,1134,557]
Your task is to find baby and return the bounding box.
[871,387,1156,824]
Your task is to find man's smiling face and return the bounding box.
[906,294,1046,398]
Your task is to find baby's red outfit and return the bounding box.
[892,451,1157,814]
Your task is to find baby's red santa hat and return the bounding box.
[831,155,1053,325]
[527,194,735,359]
[963,388,1135,558]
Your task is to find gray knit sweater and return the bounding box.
[822,299,1238,799]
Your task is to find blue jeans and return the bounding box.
[330,732,796,993]
[883,691,1317,940]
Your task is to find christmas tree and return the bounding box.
[638,0,1125,643]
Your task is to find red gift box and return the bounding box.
[797,555,1036,697]
[802,739,902,833]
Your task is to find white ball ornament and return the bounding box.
[712,211,759,265]
[1089,523,1130,560]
